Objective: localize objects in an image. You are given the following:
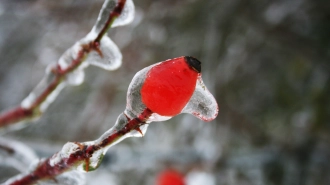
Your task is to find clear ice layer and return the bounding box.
[125,64,153,119]
[49,142,80,167]
[182,75,219,121]
[4,170,86,185]
[20,58,218,179]
[39,171,86,185]
[66,68,85,86]
[49,113,136,173]
[125,61,218,123]
[124,62,173,123]
[93,0,135,32]
[20,0,129,112]
[58,31,122,74]
[21,64,66,112]
[85,32,122,70]
[0,137,38,172]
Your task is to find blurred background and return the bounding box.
[0,0,330,184]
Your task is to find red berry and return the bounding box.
[141,56,200,116]
[156,169,185,185]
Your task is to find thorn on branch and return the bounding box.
[135,127,144,136]
[92,41,104,58]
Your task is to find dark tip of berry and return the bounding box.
[184,56,201,73]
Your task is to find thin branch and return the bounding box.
[94,0,127,43]
[7,108,152,185]
[0,0,127,130]
[0,143,15,154]
[0,107,34,129]
[0,137,39,173]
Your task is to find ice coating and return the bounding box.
[125,64,153,119]
[0,137,38,172]
[98,113,132,144]
[66,68,85,86]
[92,0,135,32]
[5,171,86,185]
[49,142,80,167]
[147,113,172,122]
[112,0,135,27]
[35,57,217,174]
[86,33,122,70]
[141,57,199,116]
[0,0,137,183]
[48,113,143,174]
[125,56,218,123]
[3,57,218,184]
[58,41,84,71]
[58,0,130,72]
[182,75,219,121]
[43,171,86,185]
[75,149,105,172]
[58,31,122,73]
[21,65,66,112]
[124,62,173,122]
[3,0,129,133]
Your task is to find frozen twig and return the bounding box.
[1,1,220,184]
[0,137,38,173]
[4,56,219,185]
[4,109,152,185]
[0,0,130,131]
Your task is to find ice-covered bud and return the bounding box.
[125,56,218,122]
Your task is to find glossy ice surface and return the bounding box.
[141,57,199,116]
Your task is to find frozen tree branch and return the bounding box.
[4,56,218,185]
[0,137,38,173]
[0,1,219,184]
[0,0,133,132]
[4,110,151,185]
